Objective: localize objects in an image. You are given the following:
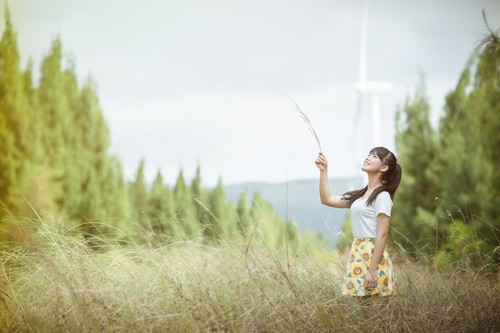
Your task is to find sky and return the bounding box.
[2,0,499,187]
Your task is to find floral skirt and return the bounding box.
[341,237,395,297]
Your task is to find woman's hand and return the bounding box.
[364,269,377,291]
[315,153,328,171]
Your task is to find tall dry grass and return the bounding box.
[0,217,498,332]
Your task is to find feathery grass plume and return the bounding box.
[286,94,322,152]
[479,9,500,80]
[2,213,500,332]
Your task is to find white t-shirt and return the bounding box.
[350,191,393,238]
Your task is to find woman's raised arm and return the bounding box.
[315,153,349,209]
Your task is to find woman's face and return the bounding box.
[361,152,386,173]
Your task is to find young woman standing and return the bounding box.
[315,147,402,298]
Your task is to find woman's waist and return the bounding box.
[352,237,376,242]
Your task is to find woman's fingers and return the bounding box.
[364,272,377,290]
[315,158,326,167]
[315,153,328,169]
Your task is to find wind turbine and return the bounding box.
[353,0,393,162]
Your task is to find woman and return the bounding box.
[315,147,402,297]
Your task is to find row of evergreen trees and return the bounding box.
[129,160,328,253]
[0,10,327,253]
[0,10,128,226]
[392,19,499,267]
[2,7,498,262]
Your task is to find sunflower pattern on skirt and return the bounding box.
[341,237,394,297]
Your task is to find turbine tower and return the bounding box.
[353,0,393,152]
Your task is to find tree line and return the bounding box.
[1,7,498,265]
[0,9,328,254]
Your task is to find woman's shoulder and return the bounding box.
[375,190,392,203]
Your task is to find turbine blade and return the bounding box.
[351,91,364,167]
[359,0,370,84]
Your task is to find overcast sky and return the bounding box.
[2,0,499,186]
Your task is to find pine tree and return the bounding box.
[130,159,149,221]
[19,59,49,213]
[393,19,500,264]
[473,25,500,235]
[236,189,252,237]
[393,77,440,253]
[173,170,200,238]
[434,24,500,243]
[61,66,85,219]
[0,7,29,214]
[76,79,125,222]
[250,191,285,250]
[103,157,130,229]
[190,165,208,225]
[37,38,73,214]
[206,178,238,241]
[147,170,175,241]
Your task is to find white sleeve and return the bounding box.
[374,191,393,217]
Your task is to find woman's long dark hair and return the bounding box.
[342,147,402,207]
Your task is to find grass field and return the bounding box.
[0,218,498,333]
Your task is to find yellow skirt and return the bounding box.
[341,237,395,297]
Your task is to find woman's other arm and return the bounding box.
[364,213,390,289]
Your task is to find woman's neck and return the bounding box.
[366,174,383,191]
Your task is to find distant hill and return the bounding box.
[225,177,363,247]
